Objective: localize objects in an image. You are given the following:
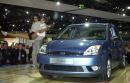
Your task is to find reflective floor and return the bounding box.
[0,65,130,83]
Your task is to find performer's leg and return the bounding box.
[32,40,38,67]
[32,39,43,67]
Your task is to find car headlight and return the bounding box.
[39,45,47,54]
[83,45,101,56]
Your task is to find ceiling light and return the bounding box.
[12,24,15,27]
[42,13,45,16]
[27,20,29,23]
[122,9,125,11]
[122,13,126,16]
[61,15,63,18]
[127,6,130,9]
[59,28,62,30]
[26,11,29,14]
[5,8,8,12]
[53,22,55,24]
[56,1,61,6]
[72,16,75,20]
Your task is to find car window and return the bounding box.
[72,27,106,40]
[58,24,107,40]
[58,27,74,39]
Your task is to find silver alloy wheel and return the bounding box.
[122,55,126,67]
[107,59,111,78]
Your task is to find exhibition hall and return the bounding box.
[0,0,130,83]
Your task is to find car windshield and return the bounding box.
[57,23,107,40]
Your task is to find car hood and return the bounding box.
[47,39,107,52]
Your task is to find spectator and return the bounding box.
[0,43,3,66]
[18,43,27,64]
[0,42,30,66]
[126,44,130,64]
[2,42,10,65]
[28,46,33,63]
[13,43,19,65]
[10,43,15,65]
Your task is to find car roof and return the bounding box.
[71,22,111,25]
[68,23,111,26]
[67,23,116,29]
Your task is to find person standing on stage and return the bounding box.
[31,16,48,67]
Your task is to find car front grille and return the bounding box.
[44,64,84,72]
[47,51,82,55]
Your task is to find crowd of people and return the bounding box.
[0,41,32,66]
[125,43,130,64]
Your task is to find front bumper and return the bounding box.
[37,54,102,77]
[40,70,99,77]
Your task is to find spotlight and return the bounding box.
[27,20,30,23]
[59,28,62,30]
[63,24,65,26]
[42,13,45,16]
[72,16,75,20]
[12,24,15,27]
[122,9,125,11]
[5,8,8,12]
[122,13,126,16]
[26,11,29,14]
[61,15,64,18]
[56,1,61,6]
[127,6,130,9]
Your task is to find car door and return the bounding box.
[109,26,121,68]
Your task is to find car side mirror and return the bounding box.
[52,37,57,40]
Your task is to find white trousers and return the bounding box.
[32,39,43,66]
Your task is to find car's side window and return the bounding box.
[58,27,74,39]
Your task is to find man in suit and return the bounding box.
[18,43,27,64]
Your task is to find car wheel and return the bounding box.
[120,54,126,69]
[106,59,112,79]
[100,58,112,81]
[39,71,53,79]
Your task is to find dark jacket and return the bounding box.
[18,49,27,64]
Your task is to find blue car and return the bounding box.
[37,23,126,81]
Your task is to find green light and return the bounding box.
[79,4,85,9]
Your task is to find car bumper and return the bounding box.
[37,54,103,77]
[40,70,99,77]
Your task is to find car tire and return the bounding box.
[100,58,112,81]
[119,54,126,69]
[39,71,53,79]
